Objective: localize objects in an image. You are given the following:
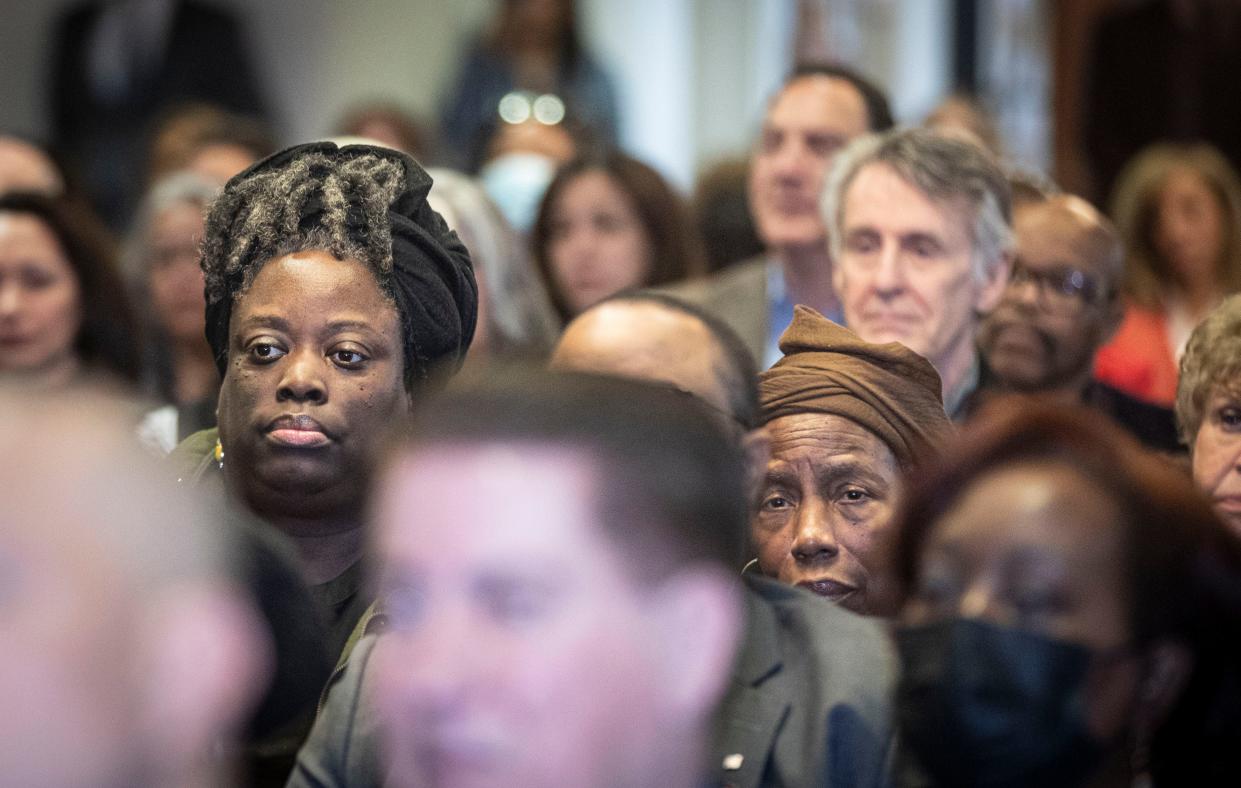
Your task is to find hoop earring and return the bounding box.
[741,558,759,575]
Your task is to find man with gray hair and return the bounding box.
[822,128,1012,418]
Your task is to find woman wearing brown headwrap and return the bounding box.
[753,305,953,616]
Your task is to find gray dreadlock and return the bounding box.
[200,150,405,305]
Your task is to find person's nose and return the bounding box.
[1006,272,1042,311]
[958,581,1006,625]
[0,280,20,320]
[871,242,907,299]
[771,139,810,183]
[791,496,840,566]
[276,347,327,404]
[401,609,478,715]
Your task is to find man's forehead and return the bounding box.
[844,163,973,235]
[1015,203,1115,278]
[764,75,868,131]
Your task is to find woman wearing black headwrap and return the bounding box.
[172,142,476,782]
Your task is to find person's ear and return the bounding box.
[648,568,744,722]
[974,251,1013,314]
[742,427,771,508]
[133,585,271,777]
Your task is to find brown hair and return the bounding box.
[0,192,141,382]
[1110,143,1241,309]
[531,150,704,321]
[894,401,1241,783]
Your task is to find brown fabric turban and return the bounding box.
[759,306,954,467]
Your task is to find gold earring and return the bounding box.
[213,438,225,469]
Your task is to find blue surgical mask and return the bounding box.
[895,617,1107,788]
[478,152,556,235]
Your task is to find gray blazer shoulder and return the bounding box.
[286,635,383,788]
[711,574,897,788]
[663,257,769,365]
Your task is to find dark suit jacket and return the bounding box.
[287,575,896,788]
[50,0,268,226]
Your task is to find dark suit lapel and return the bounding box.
[712,578,788,788]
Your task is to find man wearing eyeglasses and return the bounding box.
[977,194,1181,451]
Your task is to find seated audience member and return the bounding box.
[0,135,65,196]
[550,295,900,787]
[824,128,1012,418]
[1094,143,1241,407]
[532,150,704,322]
[892,404,1241,787]
[0,192,140,389]
[177,141,476,663]
[673,63,894,367]
[426,168,560,364]
[0,387,268,788]
[1176,294,1241,537]
[292,371,897,788]
[475,115,578,234]
[147,103,276,187]
[977,194,1181,451]
[550,291,759,431]
[126,172,222,452]
[755,306,954,616]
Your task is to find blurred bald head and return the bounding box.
[550,293,759,429]
[0,386,265,788]
[0,137,63,197]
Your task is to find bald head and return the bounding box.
[550,295,759,428]
[0,137,62,197]
[1016,194,1123,290]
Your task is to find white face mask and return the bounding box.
[479,152,557,234]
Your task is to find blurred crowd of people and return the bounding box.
[3,0,1241,786]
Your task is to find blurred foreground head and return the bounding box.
[0,386,267,788]
[371,368,747,787]
[893,403,1241,787]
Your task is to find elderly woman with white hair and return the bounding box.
[128,171,223,452]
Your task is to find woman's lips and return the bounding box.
[265,414,331,448]
[797,578,859,604]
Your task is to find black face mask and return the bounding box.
[895,617,1106,788]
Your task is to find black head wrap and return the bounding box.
[201,141,477,390]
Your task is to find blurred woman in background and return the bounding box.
[126,172,220,452]
[0,192,139,388]
[1094,143,1241,406]
[892,404,1241,787]
[427,167,560,364]
[532,150,703,321]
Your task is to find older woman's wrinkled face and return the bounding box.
[0,213,81,378]
[1192,387,1241,537]
[753,412,902,615]
[216,251,406,528]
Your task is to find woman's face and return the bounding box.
[1192,385,1241,537]
[902,461,1142,739]
[216,251,406,527]
[0,213,81,377]
[547,170,652,316]
[1155,168,1226,291]
[147,202,207,345]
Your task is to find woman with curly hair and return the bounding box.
[1094,143,1241,406]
